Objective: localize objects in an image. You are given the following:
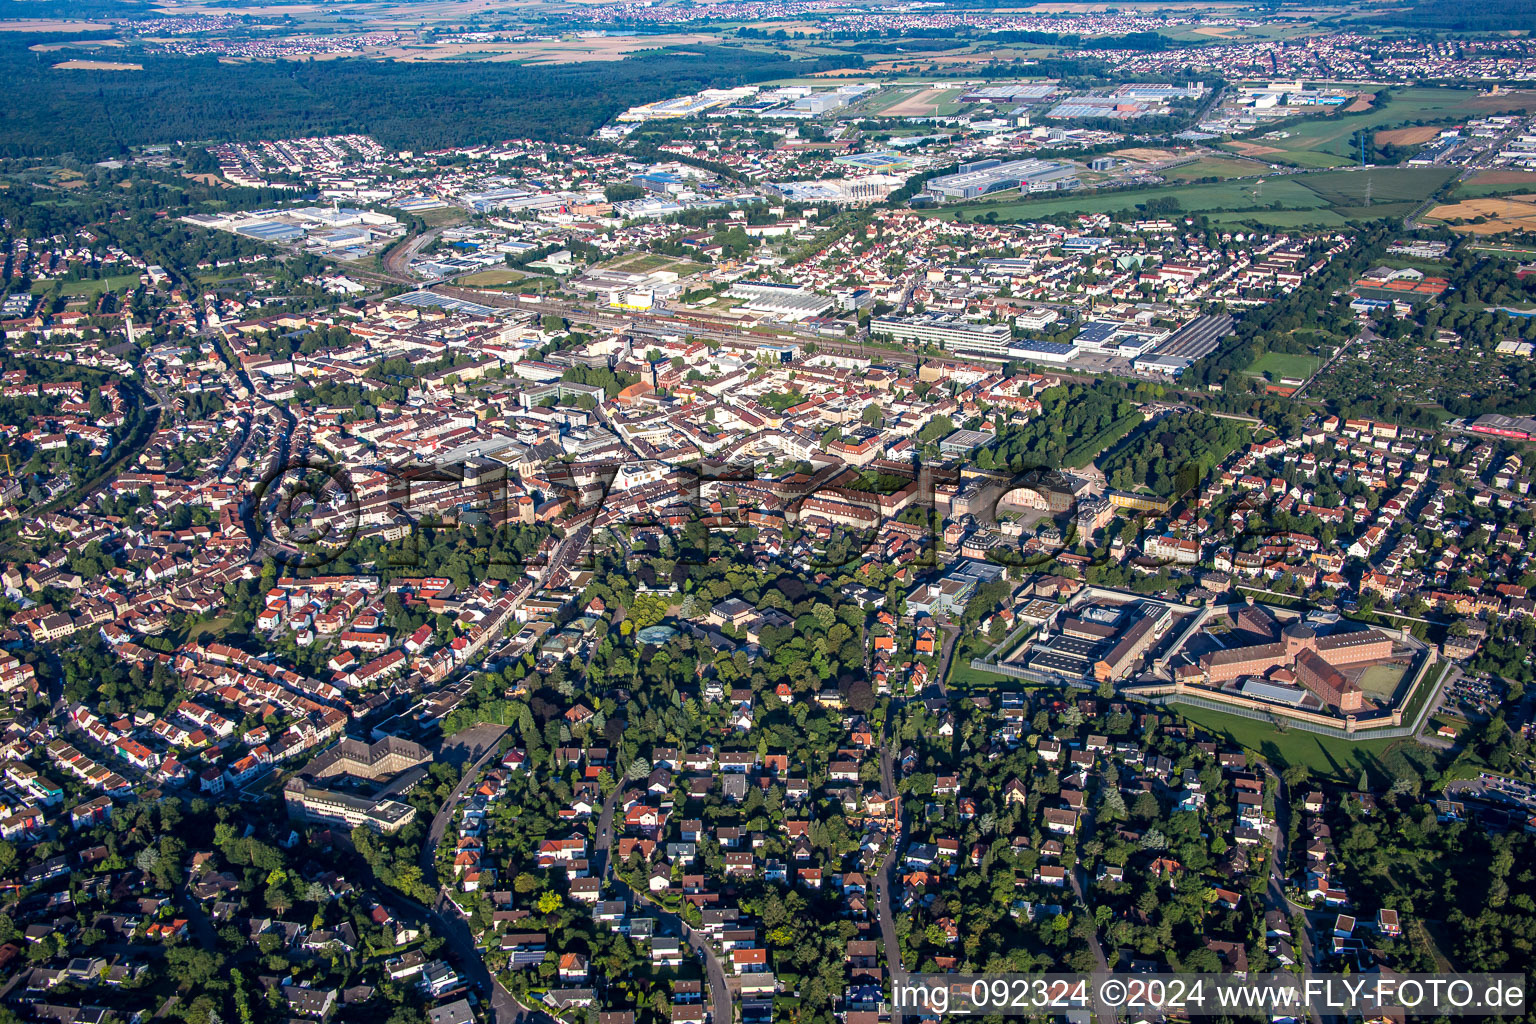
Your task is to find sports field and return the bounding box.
[30,272,140,297]
[1245,351,1321,381]
[457,268,526,287]
[1357,662,1410,703]
[1467,241,1536,258]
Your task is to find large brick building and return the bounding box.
[1198,616,1388,712]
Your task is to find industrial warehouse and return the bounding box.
[923,158,1080,202]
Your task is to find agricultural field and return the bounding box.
[1455,171,1536,197]
[1374,125,1444,147]
[1304,165,1456,205]
[1229,87,1536,167]
[1425,194,1536,234]
[1160,156,1272,180]
[932,165,1453,228]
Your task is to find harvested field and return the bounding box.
[1466,90,1536,111]
[1343,93,1376,113]
[1426,194,1536,233]
[1469,170,1536,186]
[1376,125,1443,146]
[0,19,111,31]
[1110,147,1184,163]
[368,33,714,63]
[1228,141,1285,157]
[52,60,143,71]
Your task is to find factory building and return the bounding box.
[726,282,835,322]
[923,159,1079,202]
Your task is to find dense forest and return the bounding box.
[1365,0,1536,30]
[1101,412,1251,498]
[0,39,856,159]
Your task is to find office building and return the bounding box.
[871,313,1013,356]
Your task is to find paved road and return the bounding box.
[1291,323,1373,402]
[594,783,735,1024]
[1410,662,1458,745]
[376,883,554,1024]
[875,702,907,1024]
[1256,759,1324,1024]
[933,624,961,695]
[873,620,965,1024]
[173,876,219,951]
[400,722,555,1024]
[419,725,511,887]
[1067,774,1115,1024]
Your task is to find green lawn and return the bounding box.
[30,272,140,297]
[1209,208,1350,227]
[1263,149,1356,169]
[1454,180,1536,198]
[1245,351,1322,380]
[928,88,969,117]
[184,615,234,644]
[1171,704,1407,782]
[419,206,467,228]
[947,658,1036,690]
[1162,157,1271,181]
[1300,166,1457,205]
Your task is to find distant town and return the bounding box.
[0,3,1535,1024]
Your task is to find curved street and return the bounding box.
[595,783,736,1024]
[410,724,554,1024]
